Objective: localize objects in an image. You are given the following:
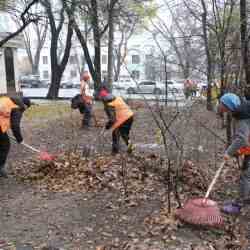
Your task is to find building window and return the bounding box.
[70,70,77,78]
[102,55,107,64]
[131,70,140,79]
[69,55,77,64]
[43,70,49,79]
[43,56,48,64]
[132,55,140,64]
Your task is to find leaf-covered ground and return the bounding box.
[0,100,249,249]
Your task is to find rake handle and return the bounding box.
[9,135,41,153]
[21,142,40,153]
[204,161,225,200]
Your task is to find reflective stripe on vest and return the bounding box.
[0,97,18,133]
[108,97,134,130]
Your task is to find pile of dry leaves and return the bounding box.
[12,152,248,249]
[14,152,163,196]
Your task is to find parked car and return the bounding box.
[161,80,184,93]
[113,81,126,90]
[61,81,73,89]
[40,80,50,88]
[19,80,31,88]
[72,82,80,89]
[19,79,41,88]
[125,80,183,95]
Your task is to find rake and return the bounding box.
[175,161,225,227]
[10,136,56,161]
[81,127,106,156]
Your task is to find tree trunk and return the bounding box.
[201,2,213,110]
[44,0,74,99]
[32,64,39,75]
[240,0,250,97]
[107,1,115,91]
[91,0,102,92]
[73,21,97,83]
[114,53,121,81]
[46,69,62,99]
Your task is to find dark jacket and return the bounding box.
[71,94,92,114]
[226,101,250,156]
[103,94,116,129]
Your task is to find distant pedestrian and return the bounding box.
[211,82,220,109]
[98,88,134,154]
[0,96,32,178]
[184,79,192,99]
[190,81,198,98]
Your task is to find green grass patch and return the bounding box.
[24,102,71,120]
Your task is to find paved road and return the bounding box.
[22,88,185,101]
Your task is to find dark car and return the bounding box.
[19,79,42,88]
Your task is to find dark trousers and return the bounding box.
[112,117,133,153]
[80,104,92,127]
[239,156,250,203]
[0,132,10,168]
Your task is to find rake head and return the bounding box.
[175,198,223,227]
[38,151,56,161]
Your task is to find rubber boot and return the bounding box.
[0,165,8,178]
[127,141,135,154]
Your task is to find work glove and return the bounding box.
[105,121,112,130]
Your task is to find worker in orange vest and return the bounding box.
[98,88,134,154]
[0,96,31,178]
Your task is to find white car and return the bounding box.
[125,80,183,95]
[113,81,126,90]
[113,79,134,90]
[162,80,184,93]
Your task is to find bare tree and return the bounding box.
[41,0,75,99]
[69,0,109,93]
[151,2,202,79]
[0,0,39,48]
[113,18,137,81]
[12,0,49,75]
[106,0,119,90]
[240,0,250,98]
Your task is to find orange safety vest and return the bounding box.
[0,97,18,133]
[108,97,134,130]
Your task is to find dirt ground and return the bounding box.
[0,100,248,250]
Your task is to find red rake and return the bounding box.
[175,161,225,227]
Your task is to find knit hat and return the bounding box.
[98,89,109,98]
[220,93,241,111]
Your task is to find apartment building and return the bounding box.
[0,11,24,95]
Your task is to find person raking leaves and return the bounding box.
[0,96,32,178]
[218,92,250,214]
[98,87,134,154]
[71,72,93,129]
